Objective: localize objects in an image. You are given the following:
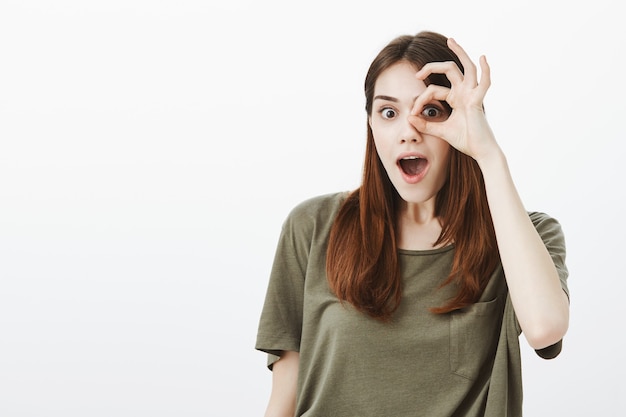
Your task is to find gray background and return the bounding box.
[1,0,624,415]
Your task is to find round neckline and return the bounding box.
[398,244,455,256]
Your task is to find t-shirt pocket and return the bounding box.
[449,297,503,381]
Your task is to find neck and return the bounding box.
[400,200,437,225]
[397,201,444,250]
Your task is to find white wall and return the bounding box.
[1,0,624,415]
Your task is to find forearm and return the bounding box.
[478,149,569,349]
[264,351,299,417]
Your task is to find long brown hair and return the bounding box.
[326,31,499,321]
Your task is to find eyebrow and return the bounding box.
[373,95,398,102]
[373,95,420,103]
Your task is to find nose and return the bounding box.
[399,116,423,144]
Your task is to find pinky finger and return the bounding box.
[477,55,491,94]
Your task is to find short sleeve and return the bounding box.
[255,205,313,369]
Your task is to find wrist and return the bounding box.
[475,145,507,175]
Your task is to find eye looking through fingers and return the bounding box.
[411,83,452,115]
[418,103,450,122]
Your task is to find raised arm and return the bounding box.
[264,351,300,417]
[475,149,569,349]
[409,38,569,349]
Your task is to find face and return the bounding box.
[369,61,451,209]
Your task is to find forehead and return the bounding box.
[374,61,427,98]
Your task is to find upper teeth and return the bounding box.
[403,156,419,160]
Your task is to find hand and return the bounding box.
[408,38,500,164]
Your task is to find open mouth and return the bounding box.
[398,156,428,177]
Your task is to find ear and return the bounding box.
[368,115,372,128]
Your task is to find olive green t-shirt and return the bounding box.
[256,192,569,417]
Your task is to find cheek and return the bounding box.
[431,137,451,158]
[438,147,453,178]
[371,124,392,151]
[372,135,393,164]
[441,144,451,160]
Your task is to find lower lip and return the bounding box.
[399,163,428,184]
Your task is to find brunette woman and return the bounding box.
[256,30,569,417]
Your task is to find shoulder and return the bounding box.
[278,191,351,244]
[285,191,351,224]
[281,192,349,252]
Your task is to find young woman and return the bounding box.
[256,30,569,417]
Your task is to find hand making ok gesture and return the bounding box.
[408,38,500,166]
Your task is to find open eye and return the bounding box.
[420,104,449,121]
[380,107,397,120]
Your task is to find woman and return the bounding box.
[256,30,569,417]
